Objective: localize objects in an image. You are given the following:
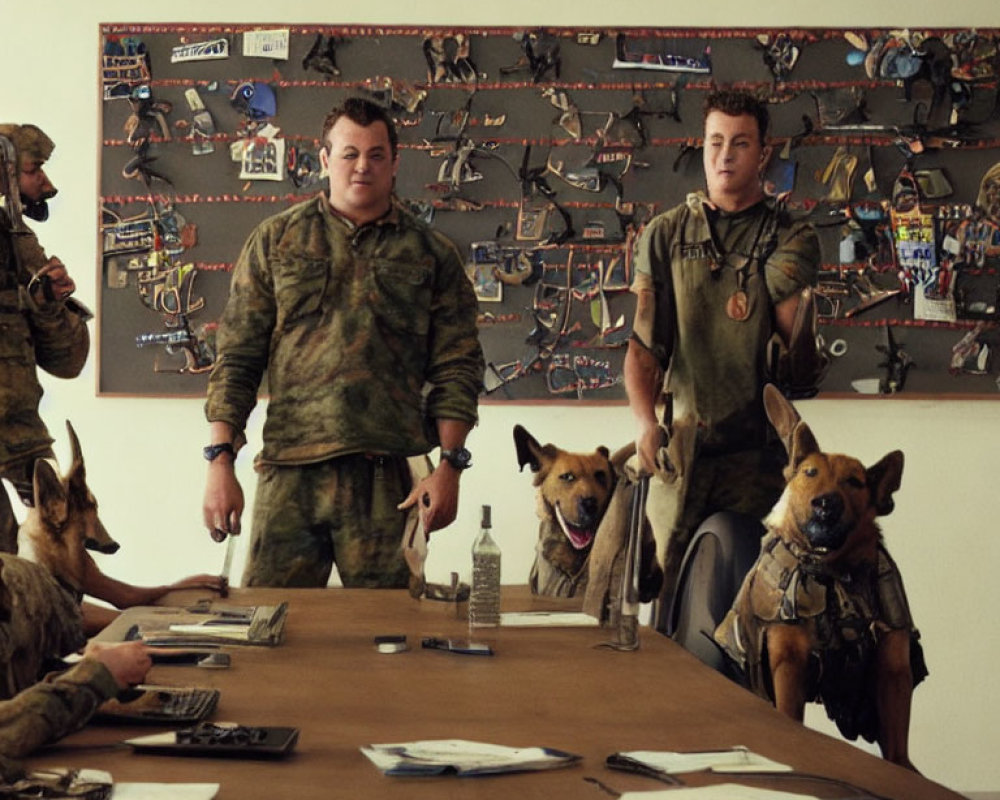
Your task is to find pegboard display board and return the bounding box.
[98,24,1000,399]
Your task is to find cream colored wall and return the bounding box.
[5,0,999,792]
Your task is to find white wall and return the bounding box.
[5,0,1000,793]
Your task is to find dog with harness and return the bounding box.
[513,425,618,598]
[715,385,926,770]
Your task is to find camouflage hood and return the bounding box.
[0,124,57,220]
[0,124,55,169]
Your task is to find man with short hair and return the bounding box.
[203,97,484,589]
[624,90,822,626]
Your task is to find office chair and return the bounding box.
[664,511,763,685]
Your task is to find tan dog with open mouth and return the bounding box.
[514,425,615,598]
[715,385,926,770]
[19,421,223,632]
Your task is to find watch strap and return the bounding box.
[439,447,472,470]
[203,442,236,462]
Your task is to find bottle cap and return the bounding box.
[481,504,491,528]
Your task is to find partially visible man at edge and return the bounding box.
[202,97,484,589]
[623,89,823,628]
[0,123,223,630]
[0,123,89,556]
[0,639,152,782]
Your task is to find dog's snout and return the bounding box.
[579,496,599,520]
[87,537,121,555]
[811,492,843,521]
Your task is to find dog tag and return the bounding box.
[726,290,750,321]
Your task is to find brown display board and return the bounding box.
[98,24,1000,399]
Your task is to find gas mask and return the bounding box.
[23,189,55,222]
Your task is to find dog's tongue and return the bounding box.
[565,527,594,549]
[555,505,595,550]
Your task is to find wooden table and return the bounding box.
[33,587,962,799]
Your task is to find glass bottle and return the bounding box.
[469,504,501,627]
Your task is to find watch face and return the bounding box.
[443,448,472,469]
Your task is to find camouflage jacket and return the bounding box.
[0,658,118,782]
[632,193,818,455]
[0,553,87,700]
[205,195,484,464]
[0,220,91,469]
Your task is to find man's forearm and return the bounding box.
[0,659,117,761]
[436,418,473,452]
[624,338,663,427]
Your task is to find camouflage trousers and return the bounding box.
[243,454,413,588]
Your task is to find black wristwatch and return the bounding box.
[203,442,236,462]
[439,447,472,471]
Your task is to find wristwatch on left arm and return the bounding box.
[203,442,236,462]
[439,447,472,471]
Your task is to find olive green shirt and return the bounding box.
[206,194,484,464]
[633,192,819,454]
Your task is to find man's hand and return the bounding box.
[29,256,75,304]
[203,461,244,541]
[83,640,152,689]
[167,573,227,593]
[397,465,460,535]
[636,419,665,476]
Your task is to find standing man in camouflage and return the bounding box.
[0,124,91,554]
[624,90,823,628]
[203,98,484,588]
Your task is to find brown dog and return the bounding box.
[22,422,120,592]
[715,386,926,770]
[20,421,223,632]
[514,425,615,597]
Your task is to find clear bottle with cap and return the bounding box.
[469,504,501,627]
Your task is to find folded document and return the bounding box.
[609,747,792,775]
[361,739,581,776]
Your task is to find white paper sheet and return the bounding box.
[615,747,792,774]
[499,611,598,627]
[112,784,219,800]
[619,784,818,800]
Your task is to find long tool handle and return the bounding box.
[623,475,648,614]
[219,534,237,596]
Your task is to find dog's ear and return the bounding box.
[513,424,555,474]
[597,446,610,461]
[765,384,821,474]
[763,383,803,455]
[33,460,68,527]
[788,422,821,474]
[66,420,87,485]
[867,450,904,516]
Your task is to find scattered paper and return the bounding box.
[619,784,818,800]
[613,747,792,775]
[361,739,581,776]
